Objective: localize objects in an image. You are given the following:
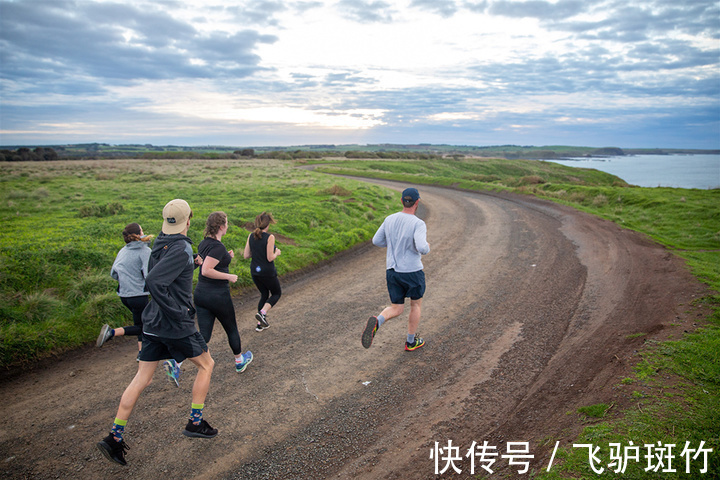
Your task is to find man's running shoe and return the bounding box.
[235,351,253,373]
[97,434,129,466]
[96,324,113,347]
[255,311,269,329]
[163,359,181,387]
[405,337,425,351]
[362,316,378,349]
[182,419,218,438]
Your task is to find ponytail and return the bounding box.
[253,212,275,240]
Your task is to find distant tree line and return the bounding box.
[0,147,59,162]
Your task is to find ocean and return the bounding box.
[546,154,720,190]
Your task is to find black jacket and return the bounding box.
[142,233,198,339]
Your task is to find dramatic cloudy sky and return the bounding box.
[1,0,718,148]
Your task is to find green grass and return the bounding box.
[312,156,720,479]
[0,159,398,367]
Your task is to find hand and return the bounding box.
[275,248,281,256]
[194,256,203,266]
[228,249,235,258]
[228,274,238,283]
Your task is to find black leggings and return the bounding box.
[252,275,282,312]
[120,295,148,340]
[194,283,241,356]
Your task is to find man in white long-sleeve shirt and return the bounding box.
[362,187,430,351]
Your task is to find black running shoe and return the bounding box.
[97,434,129,466]
[255,311,269,328]
[362,316,378,349]
[182,419,218,438]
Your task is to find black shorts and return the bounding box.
[139,331,208,363]
[386,269,426,304]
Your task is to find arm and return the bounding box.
[243,234,252,259]
[372,221,387,247]
[266,234,281,262]
[201,255,238,283]
[414,222,430,255]
[140,247,151,279]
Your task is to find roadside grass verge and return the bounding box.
[313,156,720,479]
[0,159,397,368]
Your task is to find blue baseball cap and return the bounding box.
[402,187,420,205]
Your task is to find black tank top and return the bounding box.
[248,232,277,277]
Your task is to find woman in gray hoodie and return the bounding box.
[96,223,152,360]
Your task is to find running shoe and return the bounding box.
[361,316,378,349]
[255,311,269,329]
[255,322,268,332]
[235,351,253,373]
[96,324,113,347]
[163,359,181,387]
[182,419,218,438]
[97,434,130,466]
[405,337,425,351]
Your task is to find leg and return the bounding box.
[115,361,159,420]
[195,303,216,344]
[380,303,405,321]
[252,275,270,312]
[262,276,282,314]
[407,298,423,335]
[187,351,215,406]
[215,291,242,356]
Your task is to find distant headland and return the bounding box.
[1,143,718,162]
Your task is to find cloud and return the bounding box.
[488,0,584,20]
[0,0,276,89]
[0,0,717,149]
[336,0,396,23]
[410,0,459,18]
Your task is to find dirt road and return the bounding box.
[0,180,707,479]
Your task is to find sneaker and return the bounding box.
[97,434,129,466]
[405,337,425,351]
[255,311,269,329]
[182,419,218,438]
[96,324,113,347]
[163,359,181,387]
[235,351,253,373]
[361,316,378,349]
[255,322,268,332]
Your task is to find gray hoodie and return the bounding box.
[141,233,198,339]
[111,240,151,297]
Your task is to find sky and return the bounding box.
[0,0,718,149]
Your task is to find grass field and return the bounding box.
[0,159,398,367]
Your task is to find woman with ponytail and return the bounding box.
[194,211,253,373]
[97,223,152,360]
[243,212,282,332]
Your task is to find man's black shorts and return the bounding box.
[386,269,426,304]
[139,331,208,363]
